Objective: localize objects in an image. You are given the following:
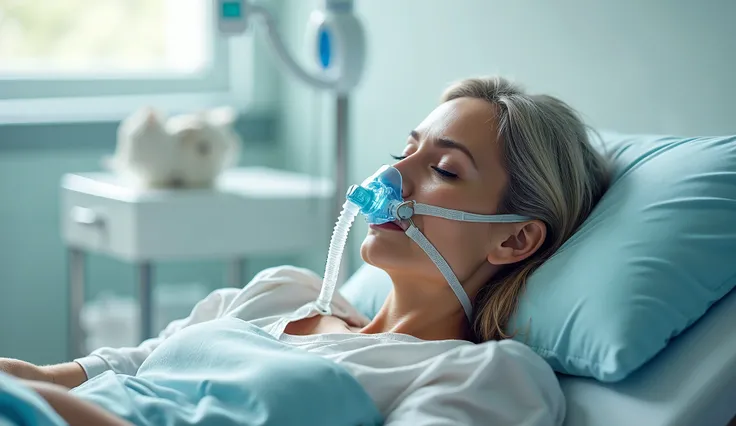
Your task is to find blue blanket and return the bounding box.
[0,372,65,426]
[1,317,383,426]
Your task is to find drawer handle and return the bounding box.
[70,206,105,227]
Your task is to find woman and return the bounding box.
[0,76,609,425]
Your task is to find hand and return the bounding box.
[0,358,52,382]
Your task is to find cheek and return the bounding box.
[421,217,489,278]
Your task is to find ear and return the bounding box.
[133,107,165,129]
[206,106,237,127]
[486,220,547,266]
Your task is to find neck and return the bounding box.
[359,271,471,341]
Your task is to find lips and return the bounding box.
[370,221,404,232]
[388,221,403,231]
[382,222,403,231]
[393,220,408,231]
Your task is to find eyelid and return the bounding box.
[389,153,460,181]
[390,153,461,175]
[437,157,461,173]
[432,166,458,179]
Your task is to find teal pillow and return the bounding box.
[341,131,736,382]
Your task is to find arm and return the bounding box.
[21,379,133,426]
[1,287,240,388]
[0,358,86,389]
[384,341,565,426]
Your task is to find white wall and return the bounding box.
[278,0,736,273]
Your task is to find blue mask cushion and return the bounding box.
[340,131,736,382]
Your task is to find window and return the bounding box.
[0,0,254,122]
[0,0,210,75]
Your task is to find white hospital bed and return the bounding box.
[559,288,736,426]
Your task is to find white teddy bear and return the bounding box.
[105,107,242,189]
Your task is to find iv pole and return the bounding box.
[216,0,366,280]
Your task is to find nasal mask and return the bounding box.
[315,165,532,322]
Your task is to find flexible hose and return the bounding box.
[315,200,360,314]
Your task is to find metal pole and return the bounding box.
[336,95,350,284]
[229,258,246,288]
[137,262,154,342]
[67,248,86,360]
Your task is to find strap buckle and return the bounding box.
[396,200,415,220]
[396,200,417,228]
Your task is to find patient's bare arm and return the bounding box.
[44,362,88,388]
[0,358,87,388]
[1,359,127,425]
[21,379,133,426]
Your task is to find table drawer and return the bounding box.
[61,191,136,257]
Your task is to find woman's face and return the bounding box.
[361,97,512,287]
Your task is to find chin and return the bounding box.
[360,232,413,271]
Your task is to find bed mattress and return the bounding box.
[560,288,736,426]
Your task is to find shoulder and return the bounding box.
[247,265,323,290]
[223,266,364,323]
[219,266,321,320]
[387,339,565,426]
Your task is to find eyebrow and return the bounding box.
[410,130,477,168]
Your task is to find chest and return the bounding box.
[284,314,361,336]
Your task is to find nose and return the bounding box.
[392,159,415,199]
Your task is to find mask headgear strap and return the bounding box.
[405,224,474,321]
[413,203,533,223]
[395,201,533,323]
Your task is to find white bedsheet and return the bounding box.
[560,288,736,426]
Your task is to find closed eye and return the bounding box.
[432,166,458,180]
[391,154,458,180]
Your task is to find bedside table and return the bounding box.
[61,167,333,359]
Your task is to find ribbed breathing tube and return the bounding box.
[315,200,361,315]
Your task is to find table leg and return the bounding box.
[67,248,86,361]
[137,262,154,342]
[229,258,246,288]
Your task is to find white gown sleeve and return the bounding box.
[74,287,240,380]
[384,340,566,426]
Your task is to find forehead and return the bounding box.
[415,97,504,171]
[417,97,497,145]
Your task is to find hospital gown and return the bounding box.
[71,266,565,425]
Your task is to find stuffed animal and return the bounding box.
[105,107,242,189]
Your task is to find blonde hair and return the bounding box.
[441,76,610,342]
